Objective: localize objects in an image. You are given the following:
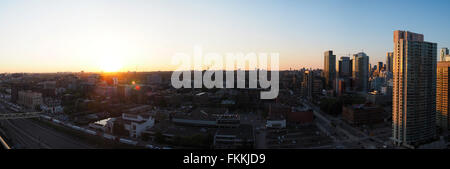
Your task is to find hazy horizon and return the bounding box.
[1,0,449,73]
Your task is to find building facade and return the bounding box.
[392,30,437,148]
[437,61,450,131]
[342,104,384,126]
[386,52,394,73]
[377,62,384,74]
[324,50,336,89]
[352,52,369,92]
[18,90,43,110]
[338,56,352,78]
[301,70,322,100]
[440,48,449,61]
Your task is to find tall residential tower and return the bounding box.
[392,30,437,148]
[437,61,450,131]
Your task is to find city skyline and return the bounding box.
[1,0,450,73]
[4,2,450,167]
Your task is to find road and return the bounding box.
[0,103,95,149]
[302,99,386,148]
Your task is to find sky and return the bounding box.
[0,0,449,73]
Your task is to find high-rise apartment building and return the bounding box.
[324,50,336,89]
[437,61,450,131]
[392,30,437,148]
[352,52,369,92]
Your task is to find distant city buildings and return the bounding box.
[338,56,352,78]
[377,62,384,74]
[352,52,369,92]
[386,52,393,73]
[301,70,323,100]
[324,50,336,89]
[18,90,43,110]
[392,30,437,148]
[41,98,63,114]
[337,56,353,95]
[440,48,449,61]
[112,77,118,86]
[147,74,162,85]
[370,76,385,92]
[367,90,391,105]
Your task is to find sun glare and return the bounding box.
[100,56,123,72]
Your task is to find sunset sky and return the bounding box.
[0,0,449,73]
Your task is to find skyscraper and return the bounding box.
[324,50,336,89]
[437,61,450,131]
[392,30,437,148]
[386,52,393,73]
[338,56,351,78]
[352,52,369,92]
[377,62,383,73]
[440,48,449,61]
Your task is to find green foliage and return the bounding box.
[154,131,166,144]
[319,94,367,115]
[319,97,343,115]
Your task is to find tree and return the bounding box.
[154,131,166,144]
[34,105,42,112]
[319,98,343,115]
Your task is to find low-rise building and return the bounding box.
[18,90,42,110]
[366,91,391,105]
[342,103,384,126]
[214,124,254,149]
[40,98,63,114]
[122,113,155,138]
[106,112,155,139]
[171,107,239,128]
[288,107,314,124]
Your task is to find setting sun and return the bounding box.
[100,56,123,72]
